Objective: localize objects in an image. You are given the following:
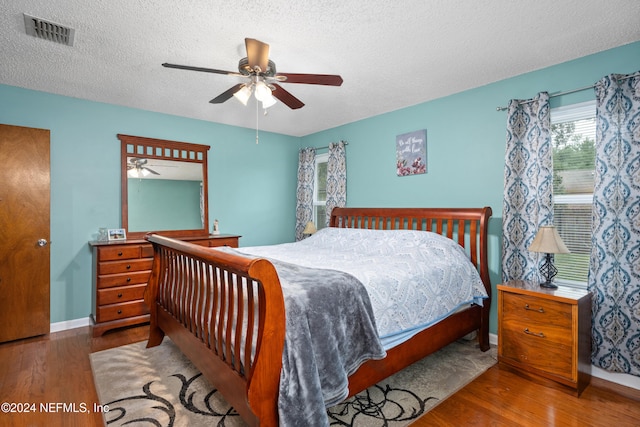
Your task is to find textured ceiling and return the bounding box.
[2,1,639,137]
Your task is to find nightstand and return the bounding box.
[497,280,591,396]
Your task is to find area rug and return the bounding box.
[90,338,496,426]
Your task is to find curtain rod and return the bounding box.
[496,72,640,112]
[316,141,348,150]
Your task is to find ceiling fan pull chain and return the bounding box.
[256,97,259,144]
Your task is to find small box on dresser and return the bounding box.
[497,280,591,396]
[90,234,240,337]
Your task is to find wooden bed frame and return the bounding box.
[144,206,492,426]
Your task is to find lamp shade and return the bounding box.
[303,221,317,235]
[233,85,252,105]
[254,81,272,102]
[529,226,570,254]
[261,93,277,108]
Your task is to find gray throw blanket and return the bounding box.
[269,259,386,426]
[213,248,382,427]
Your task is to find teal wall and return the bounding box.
[301,41,640,333]
[1,41,638,329]
[0,87,300,323]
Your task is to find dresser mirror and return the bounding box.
[119,134,210,239]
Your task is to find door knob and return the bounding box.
[37,239,48,247]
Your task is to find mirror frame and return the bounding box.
[118,134,210,239]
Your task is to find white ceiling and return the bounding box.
[2,1,639,137]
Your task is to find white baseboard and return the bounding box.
[591,366,640,391]
[50,317,92,333]
[489,332,498,346]
[489,333,639,391]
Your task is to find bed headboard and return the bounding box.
[329,207,493,291]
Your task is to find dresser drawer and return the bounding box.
[97,284,147,305]
[98,244,152,261]
[97,300,149,323]
[189,237,239,247]
[141,244,154,257]
[97,271,151,289]
[97,258,153,275]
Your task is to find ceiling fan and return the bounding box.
[162,38,343,110]
[127,158,160,177]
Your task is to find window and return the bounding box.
[313,153,328,230]
[551,100,596,288]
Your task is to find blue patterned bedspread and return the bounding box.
[238,227,488,345]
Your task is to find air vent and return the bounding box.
[23,13,75,46]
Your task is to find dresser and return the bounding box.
[90,234,240,337]
[497,280,591,396]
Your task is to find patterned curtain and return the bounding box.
[325,141,347,227]
[589,72,640,377]
[295,147,316,241]
[502,92,553,283]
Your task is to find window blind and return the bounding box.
[550,101,596,287]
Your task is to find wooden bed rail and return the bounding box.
[144,234,285,426]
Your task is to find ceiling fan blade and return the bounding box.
[276,73,343,86]
[162,63,242,77]
[245,38,270,72]
[144,167,160,175]
[209,83,245,104]
[271,84,305,109]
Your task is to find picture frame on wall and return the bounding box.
[108,228,127,241]
[396,129,427,176]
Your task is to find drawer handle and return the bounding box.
[523,328,545,338]
[117,293,123,298]
[126,264,131,269]
[117,310,122,314]
[126,277,131,282]
[118,251,123,256]
[524,304,544,313]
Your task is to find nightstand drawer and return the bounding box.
[500,326,574,380]
[501,292,572,344]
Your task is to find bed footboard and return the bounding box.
[144,234,285,426]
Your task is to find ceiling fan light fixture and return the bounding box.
[261,93,277,109]
[233,84,252,106]
[254,80,272,102]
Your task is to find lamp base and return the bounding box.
[539,253,558,289]
[539,281,558,289]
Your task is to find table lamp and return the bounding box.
[528,225,570,289]
[303,221,317,235]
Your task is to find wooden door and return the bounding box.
[0,124,50,342]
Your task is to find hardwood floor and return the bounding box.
[0,325,638,426]
[411,361,640,427]
[0,325,148,427]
